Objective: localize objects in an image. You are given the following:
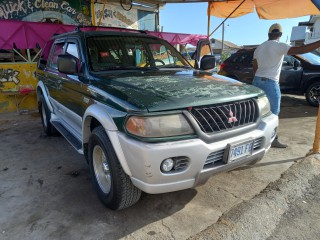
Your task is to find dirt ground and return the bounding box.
[0,94,318,240]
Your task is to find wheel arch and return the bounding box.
[303,77,320,93]
[83,104,132,176]
[36,81,53,112]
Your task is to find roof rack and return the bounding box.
[74,25,147,34]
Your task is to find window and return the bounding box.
[283,56,293,66]
[49,42,65,69]
[66,43,79,59]
[150,44,177,66]
[87,36,189,71]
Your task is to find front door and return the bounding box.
[194,39,214,70]
[280,55,303,92]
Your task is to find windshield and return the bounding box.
[296,52,320,65]
[86,35,190,71]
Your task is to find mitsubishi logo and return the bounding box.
[228,110,238,123]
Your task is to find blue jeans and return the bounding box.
[252,76,281,116]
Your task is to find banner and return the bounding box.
[0,0,91,25]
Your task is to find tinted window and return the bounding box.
[228,52,253,64]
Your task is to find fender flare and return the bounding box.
[36,81,53,112]
[83,104,132,176]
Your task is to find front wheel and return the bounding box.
[306,82,320,107]
[88,126,141,210]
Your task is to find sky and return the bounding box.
[159,3,310,46]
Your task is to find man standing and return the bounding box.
[253,23,320,148]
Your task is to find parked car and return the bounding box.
[218,49,320,106]
[36,28,278,210]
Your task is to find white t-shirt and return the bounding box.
[253,40,291,81]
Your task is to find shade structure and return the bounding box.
[0,20,207,50]
[208,0,320,19]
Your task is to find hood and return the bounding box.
[90,71,265,112]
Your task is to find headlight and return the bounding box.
[125,114,194,138]
[257,96,271,117]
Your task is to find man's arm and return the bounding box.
[253,58,258,76]
[287,40,320,55]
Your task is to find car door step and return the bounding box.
[51,120,82,153]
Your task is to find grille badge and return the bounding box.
[228,110,238,123]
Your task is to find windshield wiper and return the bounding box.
[160,65,191,69]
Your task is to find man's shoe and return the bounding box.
[271,138,288,148]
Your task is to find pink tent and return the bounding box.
[0,20,207,50]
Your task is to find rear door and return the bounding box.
[45,39,66,120]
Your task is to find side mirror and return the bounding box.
[293,59,301,70]
[200,55,216,70]
[58,55,78,75]
[37,58,47,70]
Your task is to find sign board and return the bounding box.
[94,3,138,29]
[0,0,91,25]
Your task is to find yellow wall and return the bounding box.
[0,63,38,113]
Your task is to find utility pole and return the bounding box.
[221,22,225,59]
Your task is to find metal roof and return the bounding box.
[95,0,222,9]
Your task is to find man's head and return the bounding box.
[268,23,282,40]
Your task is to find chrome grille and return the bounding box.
[189,99,258,133]
[204,149,225,167]
[253,137,263,150]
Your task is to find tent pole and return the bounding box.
[27,49,31,62]
[208,0,246,37]
[91,0,96,26]
[32,49,42,62]
[97,0,107,27]
[13,49,28,62]
[207,2,211,37]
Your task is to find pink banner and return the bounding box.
[0,20,208,50]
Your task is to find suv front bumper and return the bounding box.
[116,114,278,194]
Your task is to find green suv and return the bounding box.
[36,28,278,210]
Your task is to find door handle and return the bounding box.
[56,80,62,90]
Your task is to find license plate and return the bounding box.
[228,140,254,162]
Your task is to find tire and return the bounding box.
[88,126,141,210]
[39,95,59,136]
[306,82,320,107]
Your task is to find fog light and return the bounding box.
[161,158,174,172]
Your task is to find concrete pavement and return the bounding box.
[0,94,319,240]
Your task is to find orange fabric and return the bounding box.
[208,0,254,18]
[208,0,320,19]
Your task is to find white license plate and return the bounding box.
[228,141,254,162]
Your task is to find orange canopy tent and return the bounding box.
[208,0,320,19]
[207,0,320,36]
